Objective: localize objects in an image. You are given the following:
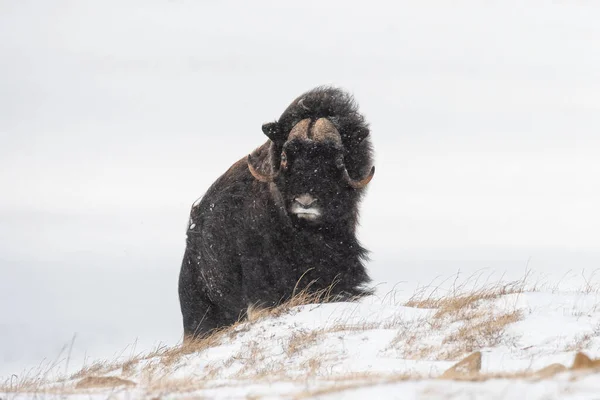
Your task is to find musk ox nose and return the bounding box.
[294,194,317,208]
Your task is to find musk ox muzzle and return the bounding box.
[290,193,321,220]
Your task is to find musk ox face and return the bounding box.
[247,117,374,227]
[278,139,348,225]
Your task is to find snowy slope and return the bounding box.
[4,282,600,399]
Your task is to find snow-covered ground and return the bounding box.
[3,282,600,399]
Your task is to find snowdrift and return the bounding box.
[4,280,600,399]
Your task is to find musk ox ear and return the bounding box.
[351,126,370,147]
[261,122,281,143]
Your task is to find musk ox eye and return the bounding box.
[335,157,344,169]
[280,152,288,169]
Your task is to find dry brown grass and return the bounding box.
[79,287,336,384]
[0,321,239,396]
[74,376,136,389]
[287,330,320,356]
[441,351,600,382]
[406,278,525,318]
[440,351,482,378]
[326,322,379,333]
[300,356,324,375]
[563,333,594,352]
[562,322,600,353]
[571,352,600,370]
[440,310,523,359]
[139,286,350,392]
[387,277,528,361]
[0,338,84,394]
[0,279,354,396]
[1,368,55,394]
[295,351,600,398]
[151,350,600,399]
[247,281,359,322]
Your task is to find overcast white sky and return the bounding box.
[1,0,600,378]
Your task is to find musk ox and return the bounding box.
[178,86,375,338]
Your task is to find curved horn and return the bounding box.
[312,118,342,145]
[287,119,311,141]
[247,154,279,183]
[342,166,375,189]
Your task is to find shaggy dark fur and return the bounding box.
[178,87,375,339]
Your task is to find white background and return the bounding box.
[1,0,599,378]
